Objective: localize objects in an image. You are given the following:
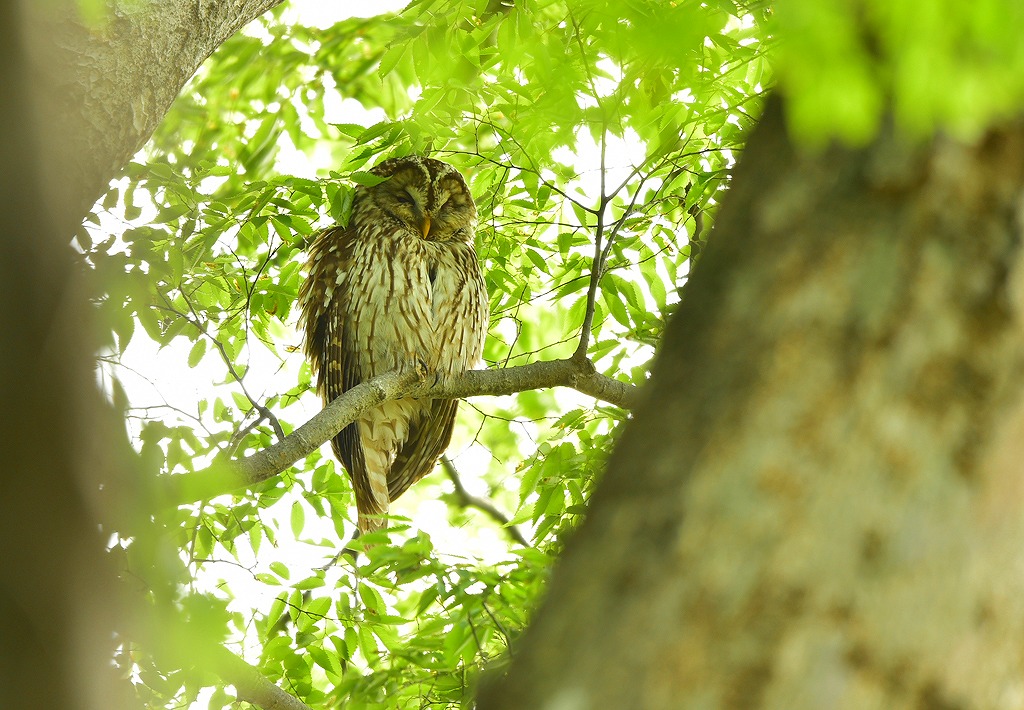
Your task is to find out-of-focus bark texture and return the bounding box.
[478,99,1024,709]
[2,5,127,708]
[0,2,279,708]
[22,0,284,222]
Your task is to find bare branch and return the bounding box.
[158,295,286,441]
[214,646,313,710]
[573,131,608,360]
[567,14,614,362]
[574,213,605,360]
[186,310,286,443]
[164,368,423,505]
[441,455,529,547]
[162,359,638,507]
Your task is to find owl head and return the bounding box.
[354,156,477,243]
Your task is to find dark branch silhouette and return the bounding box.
[441,455,529,547]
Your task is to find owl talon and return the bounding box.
[396,356,429,380]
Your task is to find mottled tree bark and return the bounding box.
[478,99,1024,708]
[22,0,284,223]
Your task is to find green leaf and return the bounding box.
[230,390,251,412]
[295,574,326,591]
[378,43,408,78]
[332,123,366,139]
[349,171,390,187]
[308,645,341,677]
[187,338,207,368]
[358,584,386,617]
[603,288,631,329]
[290,500,305,538]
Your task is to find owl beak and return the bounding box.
[420,214,432,239]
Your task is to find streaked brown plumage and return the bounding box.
[298,156,488,534]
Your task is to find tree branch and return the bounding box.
[163,293,287,442]
[122,585,314,710]
[214,646,313,710]
[441,455,529,547]
[30,0,286,217]
[574,195,606,360]
[163,359,638,507]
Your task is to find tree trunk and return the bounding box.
[22,0,283,222]
[1,2,279,708]
[478,99,1024,708]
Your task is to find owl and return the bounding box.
[298,156,489,534]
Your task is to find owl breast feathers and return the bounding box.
[298,156,489,534]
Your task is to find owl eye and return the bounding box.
[395,192,415,206]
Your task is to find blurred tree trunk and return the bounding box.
[478,99,1024,708]
[24,0,283,223]
[0,2,279,709]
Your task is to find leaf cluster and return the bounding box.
[81,1,770,708]
[773,0,1024,141]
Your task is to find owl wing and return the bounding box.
[299,226,369,495]
[386,399,459,501]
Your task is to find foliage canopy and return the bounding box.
[83,0,1024,706]
[84,1,767,706]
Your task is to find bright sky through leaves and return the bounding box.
[86,0,769,706]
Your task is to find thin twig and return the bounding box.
[573,121,608,360]
[157,294,286,441]
[181,292,285,440]
[441,455,528,547]
[445,140,598,217]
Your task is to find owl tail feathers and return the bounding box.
[356,467,390,536]
[353,440,391,538]
[357,511,388,535]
